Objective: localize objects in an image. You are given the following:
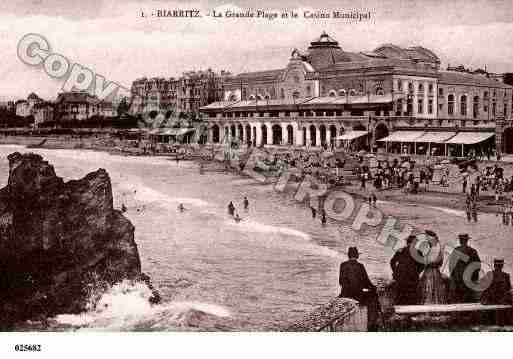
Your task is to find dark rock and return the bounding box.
[0,152,147,328]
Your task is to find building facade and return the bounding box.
[33,101,54,127]
[54,91,114,122]
[130,69,230,116]
[200,32,513,155]
[15,92,43,117]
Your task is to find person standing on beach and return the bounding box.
[465,196,472,222]
[243,196,249,211]
[228,201,235,216]
[338,247,380,330]
[471,200,478,222]
[390,235,424,305]
[321,209,327,226]
[448,233,481,303]
[310,206,317,219]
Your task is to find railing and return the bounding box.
[287,297,366,332]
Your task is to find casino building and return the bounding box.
[200,32,513,156]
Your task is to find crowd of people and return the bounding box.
[338,231,512,329]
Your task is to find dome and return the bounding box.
[306,32,353,70]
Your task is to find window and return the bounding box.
[338,89,346,96]
[418,83,424,93]
[448,94,455,115]
[396,99,403,115]
[460,95,467,116]
[492,101,496,116]
[428,84,434,94]
[280,88,285,99]
[292,91,300,99]
[473,96,479,118]
[408,82,414,93]
[375,87,384,95]
[306,86,312,97]
[418,98,423,114]
[349,89,356,96]
[328,90,336,97]
[428,99,433,114]
[505,103,508,118]
[397,80,402,91]
[439,88,443,96]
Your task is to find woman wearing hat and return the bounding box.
[417,230,447,304]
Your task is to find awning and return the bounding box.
[335,131,369,141]
[445,132,495,145]
[377,131,425,142]
[414,132,457,143]
[149,128,195,136]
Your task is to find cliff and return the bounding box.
[0,152,146,328]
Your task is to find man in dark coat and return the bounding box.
[448,233,481,303]
[481,259,512,325]
[481,259,511,304]
[390,235,424,305]
[339,247,380,330]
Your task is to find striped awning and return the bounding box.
[377,131,425,142]
[414,132,457,143]
[335,131,369,141]
[149,128,195,136]
[445,132,495,145]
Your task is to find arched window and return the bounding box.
[228,94,237,101]
[338,89,346,97]
[473,96,479,118]
[264,94,270,100]
[460,95,467,116]
[249,95,255,100]
[418,83,424,93]
[256,94,264,101]
[328,90,336,97]
[448,94,455,115]
[375,87,384,96]
[397,80,402,91]
[428,83,434,94]
[408,82,414,93]
[349,89,356,96]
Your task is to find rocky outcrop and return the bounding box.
[0,152,146,328]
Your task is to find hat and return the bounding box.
[424,230,438,238]
[458,233,470,241]
[494,259,505,266]
[406,235,417,244]
[347,247,359,258]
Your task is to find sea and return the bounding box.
[1,145,512,331]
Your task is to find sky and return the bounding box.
[0,0,512,100]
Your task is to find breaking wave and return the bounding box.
[54,280,233,331]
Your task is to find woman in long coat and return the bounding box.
[418,230,447,304]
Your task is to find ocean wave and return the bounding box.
[53,280,232,331]
[226,219,312,240]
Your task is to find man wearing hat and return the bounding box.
[390,235,424,305]
[448,233,481,303]
[481,259,511,325]
[481,259,511,304]
[339,247,380,330]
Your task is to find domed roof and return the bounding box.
[27,92,39,100]
[306,32,353,69]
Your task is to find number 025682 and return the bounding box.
[14,344,42,352]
